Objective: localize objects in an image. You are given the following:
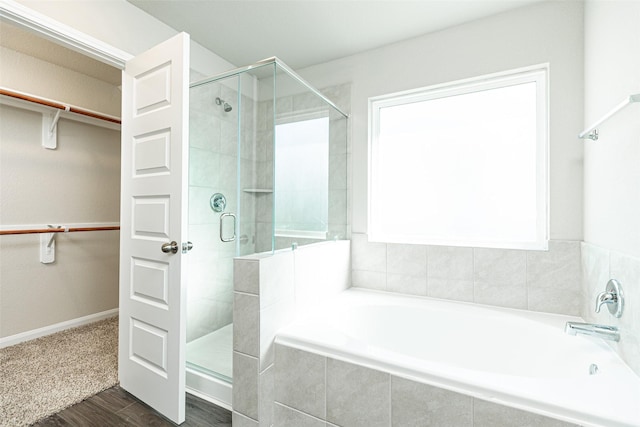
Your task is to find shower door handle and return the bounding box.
[220,212,237,242]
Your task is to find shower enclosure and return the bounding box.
[185,58,349,406]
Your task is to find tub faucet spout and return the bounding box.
[564,321,619,342]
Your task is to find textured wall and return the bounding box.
[0,105,120,337]
[1,22,122,338]
[0,46,121,117]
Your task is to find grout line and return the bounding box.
[525,249,529,310]
[324,355,328,421]
[388,373,392,427]
[472,248,476,303]
[472,396,475,423]
[424,246,429,297]
[234,289,259,297]
[384,241,388,292]
[276,401,327,423]
[234,349,259,360]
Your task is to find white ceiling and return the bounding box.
[1,1,542,85]
[127,0,542,70]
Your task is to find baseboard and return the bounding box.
[0,308,119,349]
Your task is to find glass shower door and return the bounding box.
[186,76,240,383]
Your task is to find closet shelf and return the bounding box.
[579,93,640,141]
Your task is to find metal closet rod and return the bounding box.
[0,226,120,236]
[579,93,640,141]
[0,88,121,125]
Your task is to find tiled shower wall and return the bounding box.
[254,83,351,252]
[351,232,582,316]
[188,81,245,341]
[582,242,640,376]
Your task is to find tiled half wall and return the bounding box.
[232,240,351,425]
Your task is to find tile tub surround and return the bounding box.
[351,233,582,316]
[273,343,578,427]
[582,242,640,377]
[274,288,640,427]
[232,241,351,424]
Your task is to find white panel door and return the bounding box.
[119,32,190,424]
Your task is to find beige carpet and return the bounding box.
[0,316,119,426]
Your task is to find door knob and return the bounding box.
[161,241,179,254]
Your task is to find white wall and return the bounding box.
[298,1,585,241]
[583,1,640,258]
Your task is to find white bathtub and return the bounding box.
[276,288,640,427]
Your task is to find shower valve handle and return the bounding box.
[594,279,624,318]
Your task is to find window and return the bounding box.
[274,116,329,239]
[368,66,548,250]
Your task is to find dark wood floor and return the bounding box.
[31,386,232,427]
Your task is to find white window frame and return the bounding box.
[368,65,549,250]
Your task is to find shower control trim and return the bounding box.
[210,193,227,212]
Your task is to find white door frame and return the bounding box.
[0,0,132,68]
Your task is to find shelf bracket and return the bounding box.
[42,106,69,149]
